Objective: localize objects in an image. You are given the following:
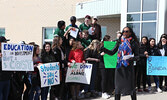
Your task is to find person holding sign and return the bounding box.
[68,41,85,100]
[99,35,115,99]
[146,38,162,92]
[41,42,57,100]
[102,27,139,100]
[51,36,68,100]
[84,40,100,97]
[157,35,167,91]
[65,16,79,39]
[29,44,42,100]
[0,36,11,100]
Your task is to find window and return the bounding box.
[101,26,107,39]
[127,23,140,39]
[126,0,158,40]
[143,0,157,11]
[127,14,140,21]
[0,28,5,36]
[142,22,156,38]
[127,0,141,12]
[43,27,56,44]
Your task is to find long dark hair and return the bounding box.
[148,38,156,48]
[122,26,139,44]
[158,35,167,49]
[33,44,39,57]
[141,36,149,46]
[41,42,53,55]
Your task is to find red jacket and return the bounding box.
[68,49,85,63]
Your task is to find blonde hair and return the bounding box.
[71,41,81,50]
[52,36,62,49]
[85,39,100,51]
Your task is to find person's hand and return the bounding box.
[117,33,122,39]
[95,59,100,62]
[101,52,105,56]
[68,27,73,32]
[92,32,95,35]
[146,54,149,58]
[144,51,148,55]
[68,62,71,68]
[82,61,86,64]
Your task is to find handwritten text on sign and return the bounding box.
[147,56,167,76]
[37,62,60,87]
[65,63,92,84]
[2,43,34,71]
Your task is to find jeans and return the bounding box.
[147,76,159,88]
[0,80,10,100]
[41,87,49,100]
[29,86,41,100]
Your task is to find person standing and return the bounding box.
[84,40,100,97]
[103,27,139,100]
[41,42,57,100]
[157,35,167,91]
[136,36,149,92]
[91,17,102,41]
[146,38,162,92]
[68,41,85,100]
[0,36,12,100]
[29,44,42,100]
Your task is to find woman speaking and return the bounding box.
[102,27,139,100]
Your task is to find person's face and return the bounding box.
[122,27,131,38]
[45,44,51,53]
[71,20,76,25]
[36,47,40,55]
[85,18,91,24]
[77,42,83,49]
[142,38,147,45]
[61,24,66,30]
[92,19,97,24]
[82,32,88,39]
[150,39,155,47]
[69,38,74,46]
[59,38,63,45]
[161,38,167,44]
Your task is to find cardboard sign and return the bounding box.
[65,63,92,84]
[103,41,117,68]
[147,56,167,76]
[2,43,34,71]
[37,62,60,87]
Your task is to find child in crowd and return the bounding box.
[68,41,85,100]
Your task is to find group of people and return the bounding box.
[0,14,167,100]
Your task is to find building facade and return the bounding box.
[0,0,167,46]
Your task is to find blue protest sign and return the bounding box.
[147,56,167,76]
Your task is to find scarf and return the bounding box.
[117,37,132,68]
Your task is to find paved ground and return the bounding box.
[83,91,167,100]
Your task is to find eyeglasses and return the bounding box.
[123,30,129,33]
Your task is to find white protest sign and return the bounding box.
[70,28,79,38]
[2,43,34,71]
[37,62,60,87]
[65,63,92,84]
[88,27,95,35]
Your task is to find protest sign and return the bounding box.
[65,63,92,84]
[70,28,79,38]
[37,62,60,87]
[2,43,34,71]
[103,41,117,68]
[147,56,167,76]
[88,27,95,35]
